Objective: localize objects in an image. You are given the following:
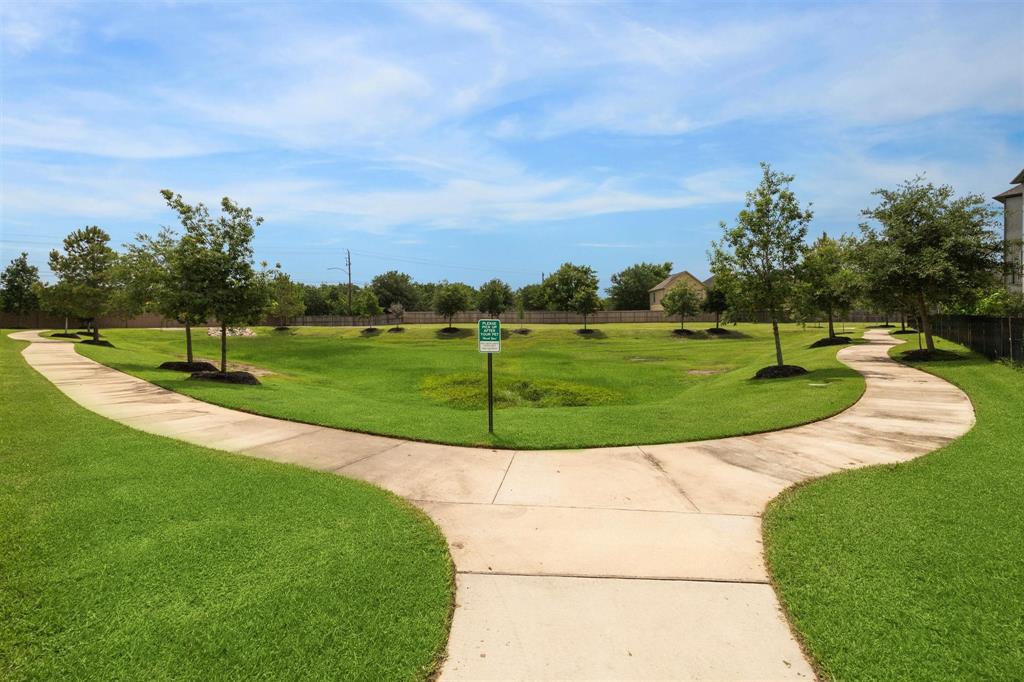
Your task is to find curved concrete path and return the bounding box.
[11,329,974,680]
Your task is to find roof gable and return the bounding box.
[649,271,705,292]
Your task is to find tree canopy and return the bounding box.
[371,270,418,311]
[1,252,40,316]
[799,233,861,337]
[432,282,470,327]
[542,262,598,311]
[860,177,1002,351]
[477,278,514,317]
[607,262,672,310]
[661,282,702,330]
[48,226,118,342]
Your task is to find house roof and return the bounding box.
[649,271,704,292]
[994,184,1024,203]
[1013,169,1024,185]
[702,275,715,289]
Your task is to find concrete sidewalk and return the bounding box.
[12,329,975,680]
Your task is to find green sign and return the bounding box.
[478,319,501,353]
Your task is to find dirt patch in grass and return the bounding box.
[422,373,618,409]
[688,368,727,376]
[755,364,808,379]
[627,356,665,363]
[188,370,261,385]
[809,336,852,348]
[195,358,275,377]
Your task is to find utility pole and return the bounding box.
[346,248,352,313]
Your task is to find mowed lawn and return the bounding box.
[764,337,1024,680]
[0,333,453,680]
[75,322,865,449]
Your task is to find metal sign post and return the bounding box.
[478,319,501,433]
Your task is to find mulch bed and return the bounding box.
[671,329,696,337]
[512,328,532,335]
[188,370,261,385]
[755,365,809,379]
[809,335,852,348]
[50,332,80,339]
[705,327,730,335]
[386,327,405,333]
[159,361,218,372]
[576,329,597,335]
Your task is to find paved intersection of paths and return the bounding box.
[11,329,974,680]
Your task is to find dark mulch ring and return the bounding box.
[386,327,405,333]
[50,332,81,339]
[188,370,261,385]
[705,327,730,335]
[273,326,292,332]
[512,328,532,335]
[892,329,919,335]
[809,335,852,348]
[873,324,896,328]
[576,328,597,335]
[900,349,961,362]
[360,327,381,335]
[754,364,809,379]
[671,328,696,337]
[159,360,218,372]
[80,339,115,347]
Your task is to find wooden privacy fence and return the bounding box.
[932,314,1023,364]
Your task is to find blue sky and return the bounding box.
[2,1,1022,289]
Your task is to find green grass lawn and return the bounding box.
[0,332,453,680]
[73,322,865,449]
[764,336,1024,680]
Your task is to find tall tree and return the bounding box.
[861,177,1002,352]
[433,282,469,329]
[799,233,861,338]
[701,287,728,329]
[541,263,599,310]
[710,163,813,370]
[661,282,702,331]
[34,282,77,335]
[477,278,514,317]
[607,262,673,310]
[48,226,117,343]
[370,270,418,310]
[0,252,40,317]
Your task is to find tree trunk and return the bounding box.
[64,316,69,335]
[185,322,194,363]
[917,292,935,352]
[901,314,906,332]
[93,323,100,343]
[715,312,720,329]
[220,323,227,373]
[827,308,835,338]
[771,315,784,367]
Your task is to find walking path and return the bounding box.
[12,329,974,680]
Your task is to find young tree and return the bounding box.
[356,287,382,327]
[164,192,267,373]
[48,226,118,343]
[701,287,728,329]
[265,267,306,327]
[799,233,861,338]
[710,163,813,371]
[861,177,1003,352]
[388,302,405,329]
[541,263,599,310]
[606,262,673,310]
[1,252,40,318]
[433,282,469,329]
[370,270,418,310]
[515,294,526,330]
[661,282,702,331]
[571,287,602,331]
[477,278,514,317]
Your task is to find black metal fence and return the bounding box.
[932,314,1024,363]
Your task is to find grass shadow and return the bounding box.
[575,329,607,339]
